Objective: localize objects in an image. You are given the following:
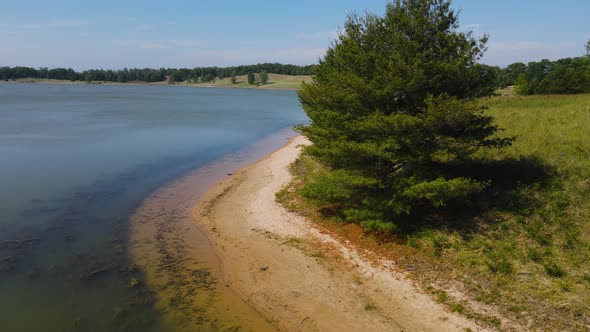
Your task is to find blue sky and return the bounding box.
[1,0,589,69]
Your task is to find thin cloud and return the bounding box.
[296,30,339,41]
[0,30,20,35]
[113,40,131,47]
[172,40,202,47]
[139,42,166,49]
[137,24,154,31]
[104,16,137,23]
[490,41,577,52]
[118,40,202,49]
[22,19,94,30]
[167,47,325,65]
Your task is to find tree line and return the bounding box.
[499,57,590,95]
[0,63,315,83]
[468,44,589,96]
[3,56,588,96]
[440,53,590,96]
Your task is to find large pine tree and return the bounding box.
[296,0,511,231]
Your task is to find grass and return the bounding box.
[279,92,590,330]
[169,73,312,90]
[3,73,313,91]
[453,93,590,329]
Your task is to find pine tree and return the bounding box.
[296,0,511,231]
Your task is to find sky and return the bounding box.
[1,0,589,70]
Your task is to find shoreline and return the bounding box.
[192,135,486,331]
[0,78,302,91]
[128,130,298,331]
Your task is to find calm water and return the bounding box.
[0,83,306,331]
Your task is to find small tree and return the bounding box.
[297,0,511,231]
[247,72,256,85]
[201,73,215,83]
[230,70,238,84]
[586,39,590,57]
[514,73,531,95]
[167,74,176,85]
[258,70,269,85]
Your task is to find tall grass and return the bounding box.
[452,93,590,329]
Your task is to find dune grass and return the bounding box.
[279,93,590,330]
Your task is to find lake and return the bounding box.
[0,83,306,331]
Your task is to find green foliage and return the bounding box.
[402,177,486,208]
[288,89,590,328]
[0,63,315,83]
[512,57,590,95]
[499,39,590,92]
[200,73,215,83]
[247,72,256,85]
[258,70,269,85]
[443,94,590,328]
[297,0,509,230]
[230,70,238,84]
[497,62,527,87]
[514,73,533,95]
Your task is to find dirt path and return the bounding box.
[193,135,486,331]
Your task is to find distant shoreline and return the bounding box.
[0,74,311,91]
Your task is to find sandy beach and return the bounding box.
[128,132,297,331]
[193,135,486,331]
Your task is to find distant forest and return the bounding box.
[2,57,589,95]
[449,56,590,96]
[0,63,315,83]
[498,56,590,95]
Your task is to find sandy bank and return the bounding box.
[193,135,486,331]
[128,132,298,331]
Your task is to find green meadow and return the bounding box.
[279,92,590,330]
[445,93,590,330]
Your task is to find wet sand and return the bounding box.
[128,133,296,331]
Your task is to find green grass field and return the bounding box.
[434,93,590,330]
[455,93,590,329]
[279,92,590,330]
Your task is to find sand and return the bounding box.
[127,133,297,331]
[193,135,487,331]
